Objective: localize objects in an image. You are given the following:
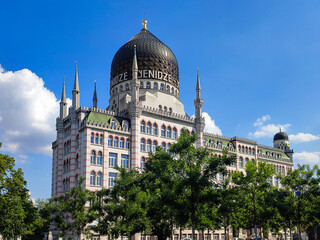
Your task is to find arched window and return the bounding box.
[99,135,103,145]
[162,142,166,151]
[141,121,146,133]
[120,138,124,148]
[168,108,172,115]
[167,127,172,138]
[140,81,144,89]
[120,85,123,92]
[147,140,152,152]
[160,84,164,91]
[91,133,94,143]
[245,147,248,154]
[110,119,116,128]
[172,128,177,139]
[167,143,171,153]
[125,139,130,149]
[171,87,174,93]
[121,155,129,168]
[241,146,244,153]
[166,85,170,92]
[146,82,151,89]
[153,82,158,89]
[153,123,158,135]
[146,122,151,134]
[239,157,243,168]
[122,120,128,130]
[91,151,96,165]
[164,106,167,112]
[152,141,157,152]
[159,105,162,111]
[218,141,222,148]
[90,171,96,185]
[114,137,119,148]
[140,157,145,169]
[97,152,102,165]
[252,149,255,155]
[238,145,241,152]
[125,83,129,91]
[108,136,113,147]
[140,139,146,151]
[97,172,102,186]
[161,125,166,137]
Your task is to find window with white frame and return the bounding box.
[140,157,145,169]
[172,128,177,139]
[91,133,94,143]
[146,140,151,152]
[99,135,103,145]
[108,173,117,187]
[153,123,158,135]
[146,122,151,134]
[114,137,119,148]
[161,126,166,137]
[95,134,99,144]
[140,139,146,151]
[97,172,102,186]
[121,155,129,168]
[97,152,102,165]
[110,119,116,128]
[120,138,124,148]
[239,157,243,168]
[108,136,113,147]
[162,142,166,151]
[109,153,117,167]
[90,171,96,185]
[152,141,157,152]
[141,121,146,133]
[91,151,96,165]
[125,139,130,149]
[167,127,172,138]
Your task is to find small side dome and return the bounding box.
[273,130,288,142]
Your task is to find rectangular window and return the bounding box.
[109,153,117,167]
[174,235,178,240]
[121,155,129,168]
[213,235,219,240]
[205,234,210,240]
[108,173,117,187]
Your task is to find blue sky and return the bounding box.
[0,0,319,199]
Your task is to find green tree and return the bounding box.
[96,166,149,239]
[0,153,37,240]
[169,131,235,240]
[49,177,96,240]
[232,160,275,239]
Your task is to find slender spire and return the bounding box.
[93,80,98,108]
[61,76,66,103]
[60,76,67,119]
[196,68,201,99]
[72,61,80,109]
[133,45,138,71]
[73,61,79,90]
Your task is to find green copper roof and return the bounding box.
[85,112,129,127]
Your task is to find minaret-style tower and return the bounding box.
[93,81,98,108]
[128,45,142,168]
[72,62,80,110]
[194,69,205,147]
[60,76,67,119]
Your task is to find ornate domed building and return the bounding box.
[52,20,294,240]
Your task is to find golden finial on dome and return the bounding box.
[142,20,147,30]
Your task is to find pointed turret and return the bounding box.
[60,77,67,119]
[131,45,140,103]
[72,61,80,110]
[196,68,201,99]
[93,81,98,108]
[194,69,205,144]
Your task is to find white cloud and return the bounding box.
[249,122,291,138]
[289,133,320,144]
[294,152,320,165]
[203,112,222,135]
[0,65,68,156]
[253,115,271,127]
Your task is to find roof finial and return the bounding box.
[280,127,282,132]
[142,20,148,30]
